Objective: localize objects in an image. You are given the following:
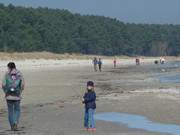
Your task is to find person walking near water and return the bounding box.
[98,58,102,72]
[93,57,98,72]
[82,81,96,131]
[2,62,25,131]
[135,58,140,65]
[113,58,117,68]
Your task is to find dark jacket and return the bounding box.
[83,90,96,109]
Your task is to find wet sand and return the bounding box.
[0,59,180,135]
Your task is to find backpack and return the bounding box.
[5,72,22,96]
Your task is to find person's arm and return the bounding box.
[82,93,87,104]
[2,73,7,94]
[19,72,25,91]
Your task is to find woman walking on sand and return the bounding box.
[2,62,25,131]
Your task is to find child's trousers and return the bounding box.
[84,108,96,128]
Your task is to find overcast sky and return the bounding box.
[0,0,180,24]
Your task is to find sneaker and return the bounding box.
[13,123,18,131]
[88,128,96,132]
[11,125,14,131]
[92,128,96,131]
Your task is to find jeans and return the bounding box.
[84,108,96,128]
[6,100,21,127]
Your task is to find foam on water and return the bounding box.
[95,112,180,135]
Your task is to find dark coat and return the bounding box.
[83,90,96,109]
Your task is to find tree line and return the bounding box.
[0,4,180,56]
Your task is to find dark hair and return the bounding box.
[7,62,16,70]
[87,81,94,87]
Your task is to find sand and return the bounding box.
[0,57,180,135]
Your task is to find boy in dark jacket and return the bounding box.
[82,81,96,131]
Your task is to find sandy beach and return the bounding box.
[0,57,180,135]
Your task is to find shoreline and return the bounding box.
[0,56,174,71]
[0,56,180,134]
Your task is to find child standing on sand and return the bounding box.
[82,81,96,131]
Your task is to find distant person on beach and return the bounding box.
[2,62,25,131]
[98,58,102,72]
[136,58,140,65]
[93,57,98,72]
[160,57,165,64]
[113,58,117,68]
[82,81,96,131]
